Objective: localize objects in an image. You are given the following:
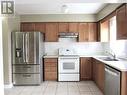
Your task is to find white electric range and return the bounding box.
[58,48,80,81]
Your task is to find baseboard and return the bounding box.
[4,84,13,88]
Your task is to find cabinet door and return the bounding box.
[45,72,57,80]
[97,62,105,93]
[100,20,109,42]
[20,22,35,32]
[44,58,57,81]
[78,23,89,42]
[117,5,127,39]
[58,23,69,32]
[35,23,45,33]
[126,4,127,39]
[92,59,104,93]
[88,23,97,42]
[80,57,92,80]
[45,23,58,42]
[92,59,98,83]
[69,23,79,33]
[97,22,101,41]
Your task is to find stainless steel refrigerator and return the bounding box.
[11,32,44,85]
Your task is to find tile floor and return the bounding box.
[4,81,103,95]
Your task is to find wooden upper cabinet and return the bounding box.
[20,22,35,32]
[78,23,97,42]
[126,4,127,33]
[58,23,69,32]
[100,20,109,42]
[78,23,89,42]
[97,22,101,41]
[69,23,79,33]
[35,23,45,33]
[88,23,97,42]
[20,22,98,42]
[117,4,127,39]
[80,57,92,80]
[45,23,58,42]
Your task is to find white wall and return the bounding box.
[20,14,96,22]
[0,17,4,95]
[2,16,20,86]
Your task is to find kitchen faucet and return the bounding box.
[106,50,116,59]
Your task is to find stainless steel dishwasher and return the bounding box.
[105,65,121,95]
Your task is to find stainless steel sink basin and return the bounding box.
[98,57,119,61]
[103,58,119,61]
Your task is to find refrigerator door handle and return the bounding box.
[25,33,28,63]
[25,33,28,62]
[23,33,26,62]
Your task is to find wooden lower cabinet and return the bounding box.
[92,58,105,93]
[44,58,57,81]
[80,57,92,80]
[121,71,127,95]
[45,72,57,80]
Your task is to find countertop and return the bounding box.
[43,55,127,71]
[43,55,58,58]
[94,57,127,71]
[43,54,108,58]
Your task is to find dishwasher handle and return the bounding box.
[105,66,120,76]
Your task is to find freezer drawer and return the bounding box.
[13,65,40,73]
[13,74,41,85]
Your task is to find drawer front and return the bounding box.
[45,67,57,72]
[13,65,40,73]
[45,72,57,80]
[13,74,41,85]
[44,58,57,63]
[45,62,57,67]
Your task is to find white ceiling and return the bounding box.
[14,0,123,14]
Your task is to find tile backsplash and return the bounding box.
[44,40,127,58]
[44,42,108,55]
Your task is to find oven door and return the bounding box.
[58,57,79,73]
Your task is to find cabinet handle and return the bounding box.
[23,74,31,77]
[23,66,31,68]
